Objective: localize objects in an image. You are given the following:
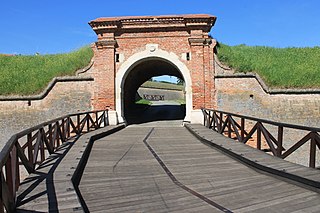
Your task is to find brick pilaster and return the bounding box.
[91,39,117,110]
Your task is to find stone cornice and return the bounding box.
[189,38,213,46]
[95,40,118,49]
[89,14,216,33]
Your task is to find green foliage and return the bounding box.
[135,99,151,105]
[0,46,93,95]
[217,43,320,88]
[174,99,186,105]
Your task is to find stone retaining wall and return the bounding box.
[137,87,184,101]
[216,77,320,126]
[215,76,320,167]
[0,81,93,150]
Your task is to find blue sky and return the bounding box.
[1,0,320,55]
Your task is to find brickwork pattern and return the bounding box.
[88,15,217,113]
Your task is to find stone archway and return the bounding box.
[115,48,193,123]
[89,14,217,124]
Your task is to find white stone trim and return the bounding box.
[190,109,204,124]
[115,48,193,123]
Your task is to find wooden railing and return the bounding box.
[202,108,320,169]
[0,110,109,213]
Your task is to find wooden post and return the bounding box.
[86,113,90,132]
[212,112,216,130]
[66,117,70,138]
[5,154,13,203]
[48,124,53,149]
[310,132,316,168]
[27,133,33,165]
[61,118,65,141]
[277,126,283,157]
[77,114,80,134]
[40,130,45,163]
[228,116,232,138]
[219,112,223,133]
[95,112,99,128]
[240,118,245,142]
[257,123,261,150]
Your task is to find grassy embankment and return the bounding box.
[4,43,317,96]
[0,46,93,96]
[217,43,320,89]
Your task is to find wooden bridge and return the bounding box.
[1,108,320,212]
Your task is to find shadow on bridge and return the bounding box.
[125,101,186,125]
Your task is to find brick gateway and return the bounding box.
[89,14,217,124]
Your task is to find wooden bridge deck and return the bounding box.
[79,125,320,212]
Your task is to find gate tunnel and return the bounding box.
[121,58,186,124]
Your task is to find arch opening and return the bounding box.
[122,58,186,124]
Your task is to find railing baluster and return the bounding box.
[27,133,33,166]
[66,116,71,138]
[14,146,19,192]
[212,111,216,130]
[61,118,66,141]
[102,111,106,127]
[240,118,245,142]
[5,154,13,202]
[219,112,223,132]
[0,110,109,212]
[310,132,317,168]
[277,126,283,157]
[202,108,320,168]
[1,171,15,212]
[86,113,90,132]
[40,130,45,163]
[96,111,99,128]
[256,123,262,150]
[77,114,80,134]
[227,116,232,138]
[48,124,53,148]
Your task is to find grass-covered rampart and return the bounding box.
[0,46,93,95]
[1,43,320,96]
[217,43,320,89]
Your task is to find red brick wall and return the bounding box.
[89,15,216,112]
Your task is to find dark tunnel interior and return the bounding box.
[123,58,186,124]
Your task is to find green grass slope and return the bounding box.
[0,46,93,96]
[217,43,320,89]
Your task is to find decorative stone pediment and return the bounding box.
[89,14,216,34]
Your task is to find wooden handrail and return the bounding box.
[202,108,320,169]
[0,109,109,213]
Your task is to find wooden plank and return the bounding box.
[80,126,320,212]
